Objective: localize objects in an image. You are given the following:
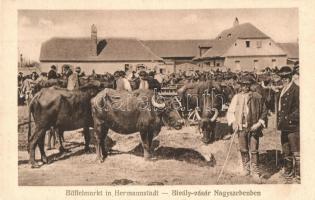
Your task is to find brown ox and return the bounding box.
[28,82,101,168]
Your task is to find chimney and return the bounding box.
[91,24,97,56]
[233,17,239,27]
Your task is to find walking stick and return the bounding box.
[216,128,238,184]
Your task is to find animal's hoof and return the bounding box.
[84,147,92,154]
[149,156,158,161]
[64,148,71,153]
[30,162,40,168]
[41,157,49,164]
[59,148,71,154]
[143,153,152,160]
[96,157,104,163]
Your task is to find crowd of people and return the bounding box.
[18,64,299,98]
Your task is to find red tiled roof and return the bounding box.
[40,37,163,62]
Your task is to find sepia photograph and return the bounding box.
[16,8,301,187]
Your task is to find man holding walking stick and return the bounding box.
[226,75,268,181]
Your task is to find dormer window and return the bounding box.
[269,42,272,46]
[218,36,222,40]
[227,33,232,38]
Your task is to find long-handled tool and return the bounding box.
[216,128,238,184]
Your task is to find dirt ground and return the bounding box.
[18,105,285,186]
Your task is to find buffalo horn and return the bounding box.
[210,108,219,122]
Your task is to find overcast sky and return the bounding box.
[18,8,298,61]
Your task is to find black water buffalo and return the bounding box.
[28,82,102,168]
[91,89,184,162]
[178,81,222,144]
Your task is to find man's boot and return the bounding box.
[293,152,300,184]
[240,151,250,176]
[250,152,261,181]
[281,156,294,184]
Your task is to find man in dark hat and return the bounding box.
[147,71,161,91]
[277,66,300,183]
[63,65,72,79]
[18,72,24,87]
[48,65,58,80]
[138,71,149,90]
[227,75,268,181]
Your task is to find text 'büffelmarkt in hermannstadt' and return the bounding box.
[18,9,299,186]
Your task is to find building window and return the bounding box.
[235,43,237,46]
[235,60,241,70]
[257,41,262,48]
[269,42,272,46]
[124,64,130,71]
[216,62,220,67]
[253,60,258,69]
[246,41,250,48]
[218,36,222,40]
[227,33,232,38]
[272,59,277,67]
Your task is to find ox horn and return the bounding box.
[151,96,165,109]
[210,108,219,122]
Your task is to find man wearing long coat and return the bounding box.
[277,66,300,183]
[227,75,268,181]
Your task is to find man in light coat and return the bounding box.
[67,66,80,90]
[116,71,132,92]
[226,75,268,181]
